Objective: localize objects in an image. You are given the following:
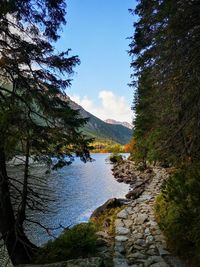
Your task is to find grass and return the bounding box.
[91,206,125,237]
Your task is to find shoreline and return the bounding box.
[3,159,185,267]
[91,159,186,267]
[109,159,185,267]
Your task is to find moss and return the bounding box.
[33,222,98,264]
[91,206,125,237]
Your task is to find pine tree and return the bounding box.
[130,0,200,164]
[0,1,91,265]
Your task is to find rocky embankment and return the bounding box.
[110,160,185,267]
[112,161,154,200]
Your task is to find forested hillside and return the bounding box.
[130,0,200,264]
[69,98,132,144]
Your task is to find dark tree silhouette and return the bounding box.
[0,1,91,265]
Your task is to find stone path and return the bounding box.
[113,167,185,267]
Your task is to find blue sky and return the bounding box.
[56,0,137,123]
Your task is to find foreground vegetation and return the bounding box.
[130,0,200,264]
[34,223,97,264]
[107,153,124,164]
[155,163,200,265]
[34,205,123,264]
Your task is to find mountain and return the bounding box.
[68,98,132,145]
[105,119,133,129]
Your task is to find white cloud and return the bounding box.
[70,90,133,123]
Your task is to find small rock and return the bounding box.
[134,233,143,239]
[115,235,128,242]
[148,256,164,264]
[124,219,133,228]
[144,228,150,235]
[150,262,169,267]
[113,258,128,267]
[116,227,130,235]
[117,209,128,219]
[128,252,146,259]
[147,249,158,256]
[133,244,144,251]
[115,243,125,254]
[126,207,134,215]
[146,235,154,243]
[135,239,146,247]
[136,214,148,224]
[115,219,124,228]
[139,194,152,201]
[149,221,157,227]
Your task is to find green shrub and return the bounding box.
[108,153,123,164]
[136,162,147,171]
[34,222,97,264]
[155,162,200,265]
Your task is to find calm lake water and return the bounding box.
[1,153,129,265]
[23,153,129,246]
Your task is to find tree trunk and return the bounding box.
[0,146,37,265]
[4,226,37,265]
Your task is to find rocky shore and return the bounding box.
[7,160,186,267]
[112,160,154,200]
[110,160,185,267]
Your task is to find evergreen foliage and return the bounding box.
[108,153,123,164]
[155,163,200,265]
[130,0,200,164]
[130,0,200,263]
[0,1,92,265]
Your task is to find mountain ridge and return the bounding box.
[105,119,133,129]
[68,98,132,144]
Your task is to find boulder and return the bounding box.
[90,198,123,219]
[126,187,144,199]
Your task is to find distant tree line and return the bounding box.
[130,0,200,264]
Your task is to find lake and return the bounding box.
[0,153,129,266]
[25,153,129,245]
